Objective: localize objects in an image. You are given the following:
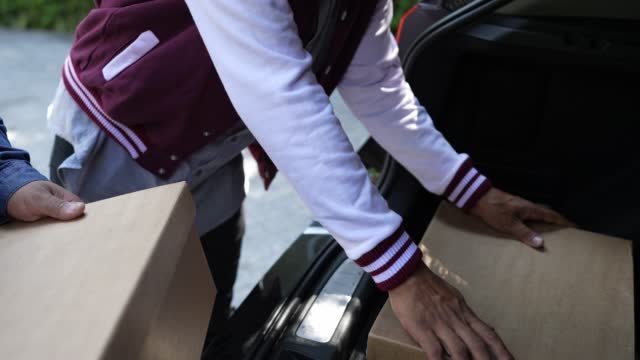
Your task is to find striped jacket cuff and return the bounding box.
[355,227,423,291]
[443,158,492,212]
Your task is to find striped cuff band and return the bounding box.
[443,159,492,212]
[355,227,423,291]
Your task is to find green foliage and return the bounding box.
[0,0,418,33]
[393,0,419,32]
[0,0,93,32]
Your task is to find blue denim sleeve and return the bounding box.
[0,117,47,224]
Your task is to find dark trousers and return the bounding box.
[200,209,244,355]
[50,136,243,357]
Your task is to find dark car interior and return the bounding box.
[407,10,640,242]
[209,1,640,359]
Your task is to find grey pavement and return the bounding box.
[0,28,369,307]
[0,29,71,173]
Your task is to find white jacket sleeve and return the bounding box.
[185,0,422,290]
[338,0,492,211]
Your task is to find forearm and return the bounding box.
[338,0,490,209]
[186,0,422,290]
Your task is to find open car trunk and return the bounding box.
[406,12,640,241]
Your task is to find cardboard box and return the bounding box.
[0,182,215,359]
[368,202,633,359]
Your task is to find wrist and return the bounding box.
[388,262,430,296]
[469,186,496,217]
[1,162,47,224]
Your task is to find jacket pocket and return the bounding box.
[102,30,159,81]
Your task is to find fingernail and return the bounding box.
[63,202,84,214]
[531,235,543,247]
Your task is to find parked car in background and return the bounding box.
[210,0,640,358]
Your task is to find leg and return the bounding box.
[200,208,244,355]
[49,136,74,186]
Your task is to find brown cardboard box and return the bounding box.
[368,203,633,359]
[0,182,215,360]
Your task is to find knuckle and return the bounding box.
[54,200,65,210]
[497,350,514,360]
[426,348,442,359]
[437,294,464,310]
[487,334,505,348]
[432,293,447,304]
[470,347,490,360]
[417,318,436,333]
[508,199,525,210]
[514,206,528,218]
[443,294,458,305]
[485,328,499,341]
[474,322,501,340]
[47,197,65,210]
[468,335,486,347]
[421,314,437,328]
[433,318,450,332]
[450,342,468,357]
[507,215,521,227]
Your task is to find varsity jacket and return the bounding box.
[62,0,491,290]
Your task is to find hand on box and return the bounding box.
[389,263,513,360]
[470,187,573,249]
[8,181,85,222]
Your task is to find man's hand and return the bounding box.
[7,181,85,222]
[471,188,572,249]
[390,263,513,360]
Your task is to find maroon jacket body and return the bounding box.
[64,0,378,186]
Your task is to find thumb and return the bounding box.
[40,195,85,221]
[509,219,544,249]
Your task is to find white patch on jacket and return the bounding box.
[102,30,160,81]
